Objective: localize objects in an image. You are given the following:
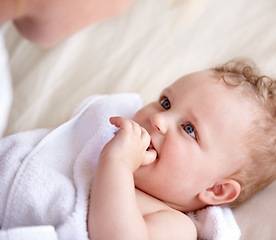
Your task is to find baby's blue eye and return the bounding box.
[160,97,171,110]
[183,124,196,139]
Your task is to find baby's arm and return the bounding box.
[88,117,196,240]
[88,117,154,239]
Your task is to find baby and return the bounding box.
[1,59,275,240]
[89,58,276,239]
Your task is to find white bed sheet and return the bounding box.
[2,0,276,239]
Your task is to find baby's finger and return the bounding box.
[109,116,123,128]
[143,149,157,165]
[140,127,151,147]
[110,117,134,132]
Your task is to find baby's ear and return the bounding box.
[198,179,241,205]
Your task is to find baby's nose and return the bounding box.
[150,113,168,134]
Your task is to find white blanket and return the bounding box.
[0,29,12,137]
[0,94,240,240]
[0,94,142,240]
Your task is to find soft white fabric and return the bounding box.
[0,28,12,137]
[187,207,241,240]
[0,226,58,240]
[0,93,142,240]
[0,93,240,240]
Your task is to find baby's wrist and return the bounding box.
[99,153,137,173]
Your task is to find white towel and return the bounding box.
[0,226,58,240]
[187,206,241,240]
[0,29,13,137]
[0,93,142,240]
[0,93,241,240]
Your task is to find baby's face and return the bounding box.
[133,70,258,212]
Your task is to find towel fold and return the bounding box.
[187,206,241,240]
[0,226,58,240]
[0,93,241,240]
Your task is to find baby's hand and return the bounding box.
[100,117,157,172]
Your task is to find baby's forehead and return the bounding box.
[167,69,261,127]
[165,70,229,95]
[162,69,263,115]
[172,70,220,85]
[173,69,257,98]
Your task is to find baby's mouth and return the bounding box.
[147,143,153,150]
[147,141,154,151]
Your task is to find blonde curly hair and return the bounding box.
[212,58,276,207]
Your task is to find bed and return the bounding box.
[2,0,276,239]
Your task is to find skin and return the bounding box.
[90,117,197,240]
[0,0,133,47]
[133,70,260,211]
[89,70,260,239]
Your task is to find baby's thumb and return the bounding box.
[143,149,157,165]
